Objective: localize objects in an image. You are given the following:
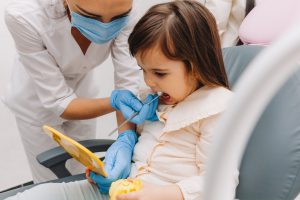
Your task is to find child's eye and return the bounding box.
[155,72,167,77]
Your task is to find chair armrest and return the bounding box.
[36,139,115,178]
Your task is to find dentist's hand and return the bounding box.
[88,129,138,194]
[110,90,159,124]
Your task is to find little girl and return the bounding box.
[5,1,238,200]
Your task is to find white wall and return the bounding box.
[0,0,167,191]
[0,0,31,190]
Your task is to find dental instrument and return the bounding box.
[108,92,162,136]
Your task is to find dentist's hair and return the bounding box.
[128,0,229,89]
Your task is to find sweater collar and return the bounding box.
[156,86,233,132]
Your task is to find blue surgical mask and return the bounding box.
[70,11,129,44]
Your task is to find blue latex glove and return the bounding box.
[89,129,138,194]
[110,90,159,124]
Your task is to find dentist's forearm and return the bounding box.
[116,110,136,133]
[61,97,115,120]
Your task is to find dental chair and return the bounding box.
[222,45,300,200]
[2,45,300,200]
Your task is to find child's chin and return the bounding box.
[161,98,177,105]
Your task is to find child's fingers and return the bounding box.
[85,168,90,178]
[85,168,95,184]
[116,192,138,200]
[87,176,95,184]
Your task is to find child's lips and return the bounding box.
[160,92,171,101]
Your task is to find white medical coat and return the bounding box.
[203,0,246,47]
[3,0,140,126]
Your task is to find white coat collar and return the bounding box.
[157,86,233,133]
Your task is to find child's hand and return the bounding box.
[116,182,183,200]
[115,182,156,200]
[85,168,95,184]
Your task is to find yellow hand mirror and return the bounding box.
[43,125,107,177]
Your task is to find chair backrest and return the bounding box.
[222,45,300,200]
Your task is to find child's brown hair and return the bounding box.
[128,0,229,89]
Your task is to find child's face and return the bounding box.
[136,47,199,105]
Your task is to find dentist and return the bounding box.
[4,0,157,183]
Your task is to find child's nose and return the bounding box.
[144,76,156,88]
